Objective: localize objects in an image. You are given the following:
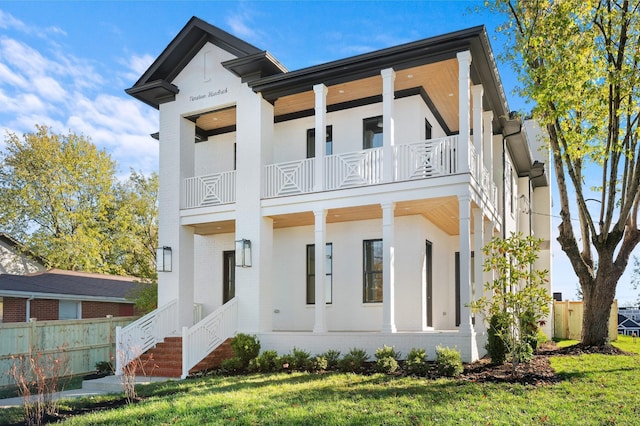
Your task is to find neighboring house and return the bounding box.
[121,17,552,377]
[618,307,640,336]
[0,269,140,323]
[0,233,46,275]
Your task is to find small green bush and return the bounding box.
[250,350,279,373]
[277,354,295,372]
[220,357,244,374]
[291,347,312,371]
[435,346,463,377]
[374,345,401,374]
[486,313,510,365]
[230,333,261,368]
[374,345,401,361]
[404,348,429,376]
[338,348,369,373]
[310,355,328,372]
[320,350,341,370]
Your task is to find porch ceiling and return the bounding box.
[268,196,475,235]
[192,219,236,235]
[188,59,465,135]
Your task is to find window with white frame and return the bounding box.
[363,239,383,303]
[306,243,332,304]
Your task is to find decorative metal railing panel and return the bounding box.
[182,171,236,209]
[263,158,315,198]
[324,148,383,190]
[181,297,238,379]
[115,299,178,375]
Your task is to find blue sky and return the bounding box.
[0,1,637,305]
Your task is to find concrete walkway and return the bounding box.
[0,375,174,408]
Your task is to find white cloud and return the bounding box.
[226,14,257,40]
[119,53,154,83]
[0,10,28,32]
[0,10,66,37]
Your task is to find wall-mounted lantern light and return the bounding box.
[235,239,252,267]
[156,246,172,272]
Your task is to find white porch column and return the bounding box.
[473,207,484,333]
[457,51,472,174]
[235,89,275,333]
[313,209,327,333]
[458,194,473,333]
[382,202,397,333]
[472,84,484,179]
[157,110,195,329]
[381,68,396,182]
[313,84,328,192]
[483,110,494,178]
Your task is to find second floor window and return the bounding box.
[307,125,333,158]
[425,118,432,140]
[363,116,383,149]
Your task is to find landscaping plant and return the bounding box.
[471,233,551,373]
[434,345,463,377]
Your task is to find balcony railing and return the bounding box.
[263,158,314,198]
[181,136,498,209]
[325,147,383,190]
[183,170,236,209]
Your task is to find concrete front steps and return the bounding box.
[133,337,234,378]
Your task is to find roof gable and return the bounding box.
[126,16,285,109]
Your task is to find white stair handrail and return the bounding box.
[115,299,178,375]
[181,297,238,379]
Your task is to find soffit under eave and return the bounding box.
[249,26,488,103]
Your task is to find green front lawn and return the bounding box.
[3,336,639,425]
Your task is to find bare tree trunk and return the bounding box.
[581,277,616,346]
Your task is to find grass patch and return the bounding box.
[2,337,639,425]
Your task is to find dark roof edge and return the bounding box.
[126,16,265,107]
[249,26,488,99]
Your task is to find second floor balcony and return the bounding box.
[182,136,498,210]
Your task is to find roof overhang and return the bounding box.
[0,290,132,304]
[247,25,510,134]
[126,16,275,109]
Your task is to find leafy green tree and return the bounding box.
[0,125,118,272]
[490,0,640,346]
[471,233,551,372]
[0,126,158,287]
[109,171,158,280]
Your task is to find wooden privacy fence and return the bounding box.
[0,316,136,388]
[553,300,618,341]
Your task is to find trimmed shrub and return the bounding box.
[320,350,341,370]
[338,348,369,373]
[291,347,312,371]
[404,348,428,376]
[230,333,261,368]
[486,312,510,365]
[374,345,401,374]
[220,356,244,374]
[250,350,279,373]
[277,354,295,372]
[310,355,328,372]
[435,346,463,377]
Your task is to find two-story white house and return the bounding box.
[118,17,552,378]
